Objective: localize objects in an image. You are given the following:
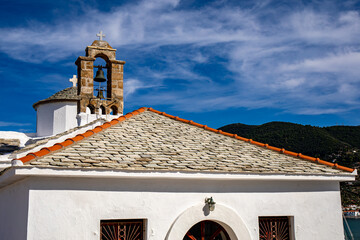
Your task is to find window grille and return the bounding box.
[183,220,230,240]
[259,217,290,240]
[100,219,144,240]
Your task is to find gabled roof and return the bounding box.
[33,87,80,108]
[13,107,355,175]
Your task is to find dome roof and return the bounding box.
[33,87,80,108]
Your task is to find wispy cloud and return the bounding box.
[124,78,162,97]
[0,0,360,117]
[0,121,31,127]
[279,51,360,75]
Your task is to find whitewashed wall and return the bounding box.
[36,102,122,137]
[36,102,78,137]
[77,112,120,127]
[0,179,30,239]
[7,176,344,240]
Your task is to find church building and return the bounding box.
[0,34,357,240]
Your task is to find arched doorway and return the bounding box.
[183,220,231,240]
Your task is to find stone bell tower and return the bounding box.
[75,31,125,115]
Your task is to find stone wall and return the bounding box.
[76,40,124,115]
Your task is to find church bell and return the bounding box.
[97,89,105,99]
[94,68,106,82]
[94,66,106,99]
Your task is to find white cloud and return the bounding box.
[1,0,360,116]
[284,9,360,44]
[281,78,305,89]
[0,122,31,127]
[124,78,161,97]
[0,0,259,62]
[279,51,360,75]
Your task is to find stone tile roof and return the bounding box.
[12,118,106,156]
[15,107,354,175]
[33,87,80,108]
[0,139,20,155]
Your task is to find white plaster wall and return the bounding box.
[0,179,29,239]
[36,103,54,137]
[77,112,121,127]
[25,177,344,240]
[36,102,77,137]
[54,104,78,134]
[77,112,98,126]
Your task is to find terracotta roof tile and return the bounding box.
[15,107,355,174]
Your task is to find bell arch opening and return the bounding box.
[100,105,106,115]
[94,53,110,62]
[86,104,95,114]
[183,220,231,240]
[93,57,108,99]
[110,105,118,115]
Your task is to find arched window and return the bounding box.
[183,221,230,240]
[86,104,95,114]
[110,106,118,115]
[100,105,106,115]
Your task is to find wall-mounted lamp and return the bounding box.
[205,197,216,211]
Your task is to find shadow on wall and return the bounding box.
[29,177,339,193]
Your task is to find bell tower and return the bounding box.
[75,31,125,115]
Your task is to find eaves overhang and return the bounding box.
[0,166,356,189]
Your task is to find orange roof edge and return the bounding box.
[15,107,148,164]
[147,108,355,173]
[14,107,355,173]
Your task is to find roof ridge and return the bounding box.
[15,107,147,164]
[14,107,355,173]
[147,108,355,173]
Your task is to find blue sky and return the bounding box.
[1,0,360,132]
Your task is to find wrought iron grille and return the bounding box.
[183,220,230,240]
[259,217,290,240]
[100,219,144,240]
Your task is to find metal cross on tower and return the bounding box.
[96,31,106,41]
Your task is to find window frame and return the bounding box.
[258,216,294,240]
[100,219,146,240]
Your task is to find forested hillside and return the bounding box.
[218,122,360,205]
[219,122,360,168]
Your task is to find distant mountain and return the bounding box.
[218,122,360,169]
[218,122,360,205]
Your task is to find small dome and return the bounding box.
[33,87,80,109]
